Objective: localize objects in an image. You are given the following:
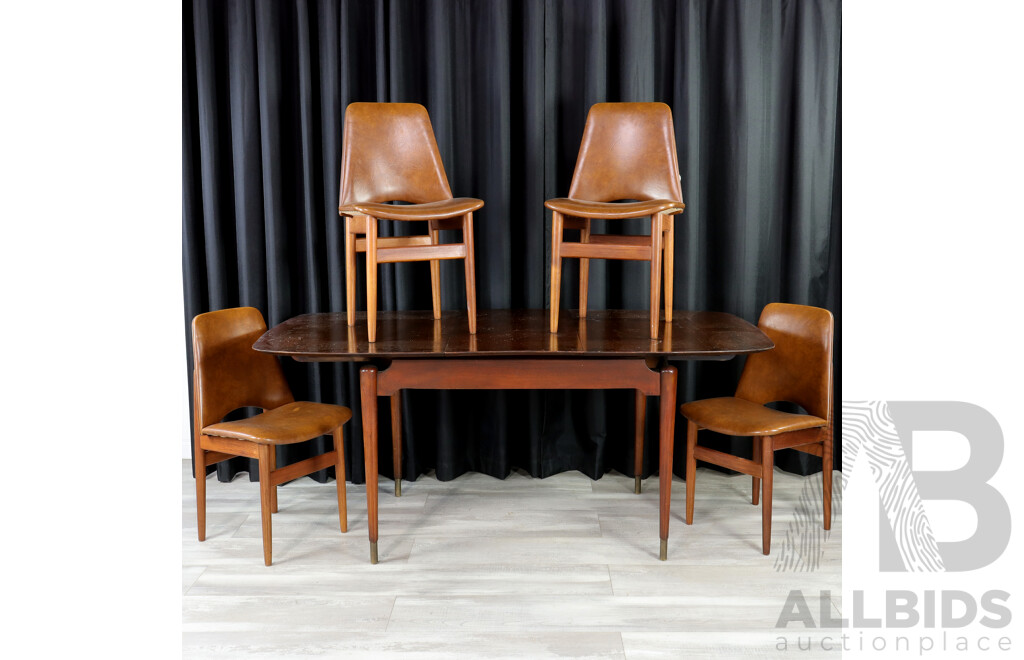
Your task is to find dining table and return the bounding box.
[253,308,773,563]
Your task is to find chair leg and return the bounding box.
[685,420,697,524]
[648,214,663,339]
[391,392,403,497]
[579,218,590,317]
[663,214,674,323]
[365,217,378,343]
[195,448,207,542]
[761,437,775,555]
[752,437,761,506]
[822,430,833,531]
[429,221,441,320]
[550,211,564,333]
[463,213,477,334]
[633,390,646,494]
[333,427,348,533]
[345,216,357,327]
[257,444,274,566]
[269,447,278,514]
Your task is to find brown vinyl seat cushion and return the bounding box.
[680,397,827,437]
[544,198,684,219]
[339,197,484,221]
[203,402,353,445]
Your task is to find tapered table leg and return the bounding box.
[658,364,678,560]
[634,390,646,494]
[360,365,379,564]
[391,392,402,497]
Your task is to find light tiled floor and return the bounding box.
[183,460,841,658]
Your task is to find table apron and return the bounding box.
[374,358,662,396]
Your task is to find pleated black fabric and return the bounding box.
[183,0,842,484]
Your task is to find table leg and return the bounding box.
[658,364,678,560]
[360,365,379,564]
[634,390,646,494]
[391,392,402,497]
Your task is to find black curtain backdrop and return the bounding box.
[183,0,842,485]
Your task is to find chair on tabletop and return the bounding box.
[679,303,835,555]
[191,307,352,566]
[338,102,483,343]
[545,102,686,340]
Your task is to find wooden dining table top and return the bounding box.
[253,309,773,360]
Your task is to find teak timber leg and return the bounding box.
[365,218,379,343]
[634,390,646,494]
[648,214,664,340]
[663,214,674,324]
[658,363,677,560]
[550,211,564,333]
[334,427,348,533]
[579,218,591,318]
[752,436,762,506]
[429,220,441,320]
[685,420,697,525]
[463,213,477,334]
[360,365,380,564]
[345,215,358,327]
[761,436,775,555]
[257,444,273,566]
[269,447,278,513]
[391,392,402,497]
[822,428,833,531]
[195,448,207,542]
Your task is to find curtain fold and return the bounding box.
[183,0,842,484]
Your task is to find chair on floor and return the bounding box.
[546,102,685,339]
[679,303,834,555]
[191,307,352,566]
[338,102,483,343]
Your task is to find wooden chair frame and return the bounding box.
[194,420,348,566]
[343,212,476,343]
[684,421,833,555]
[551,212,676,340]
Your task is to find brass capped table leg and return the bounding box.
[634,476,641,494]
[370,541,378,564]
[395,480,402,497]
[659,538,667,561]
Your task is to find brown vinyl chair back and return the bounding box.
[735,303,834,423]
[338,102,454,206]
[192,307,294,431]
[568,102,684,204]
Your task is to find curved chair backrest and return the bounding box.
[735,303,834,423]
[192,307,294,430]
[568,102,684,204]
[338,102,453,206]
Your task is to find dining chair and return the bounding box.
[191,307,352,566]
[338,102,484,343]
[546,102,685,339]
[679,302,834,555]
